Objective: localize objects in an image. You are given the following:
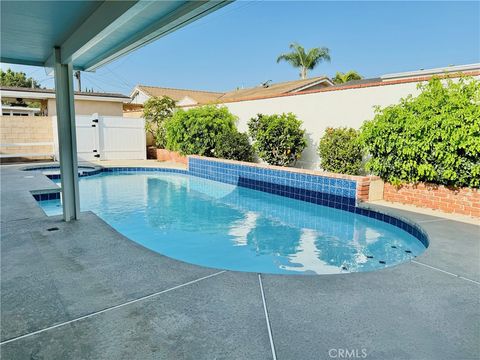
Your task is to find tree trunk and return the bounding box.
[300,67,307,79]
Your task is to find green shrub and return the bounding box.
[318,127,363,175]
[361,76,480,188]
[165,105,236,157]
[215,131,254,162]
[143,96,176,148]
[248,113,307,166]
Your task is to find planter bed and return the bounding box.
[384,182,480,218]
[157,148,187,165]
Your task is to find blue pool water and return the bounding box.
[38,172,426,274]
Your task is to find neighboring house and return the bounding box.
[127,63,478,167]
[1,86,129,117]
[379,63,480,81]
[1,87,134,162]
[217,76,334,103]
[327,63,480,90]
[217,63,480,169]
[127,76,334,109]
[129,85,224,107]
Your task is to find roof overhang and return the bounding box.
[1,0,231,71]
[1,105,41,111]
[0,88,129,102]
[290,78,334,93]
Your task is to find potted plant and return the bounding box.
[143,96,176,160]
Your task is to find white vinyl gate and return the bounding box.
[53,114,146,161]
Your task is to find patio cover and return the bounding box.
[0,0,230,221]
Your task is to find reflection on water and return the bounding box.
[229,212,259,247]
[281,229,342,274]
[46,172,425,274]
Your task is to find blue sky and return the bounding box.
[1,1,479,95]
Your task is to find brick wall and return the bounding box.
[384,182,480,218]
[0,116,54,161]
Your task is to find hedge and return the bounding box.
[248,113,307,166]
[361,77,480,188]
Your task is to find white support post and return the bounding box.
[53,47,80,221]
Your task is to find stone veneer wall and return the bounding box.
[384,183,480,218]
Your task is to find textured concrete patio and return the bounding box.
[1,164,479,360]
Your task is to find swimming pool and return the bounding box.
[35,170,427,275]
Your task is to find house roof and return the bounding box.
[128,63,480,109]
[133,76,334,106]
[217,76,333,102]
[333,77,382,87]
[133,85,224,104]
[0,86,130,102]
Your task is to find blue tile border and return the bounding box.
[29,161,429,248]
[187,157,428,248]
[188,157,357,209]
[101,167,188,175]
[353,206,429,247]
[32,191,61,201]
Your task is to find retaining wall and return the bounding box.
[0,116,54,161]
[384,182,480,217]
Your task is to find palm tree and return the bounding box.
[276,42,331,80]
[332,71,363,84]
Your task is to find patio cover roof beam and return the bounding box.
[82,1,229,71]
[42,1,230,71]
[51,1,142,68]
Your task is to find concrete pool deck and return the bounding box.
[1,164,479,359]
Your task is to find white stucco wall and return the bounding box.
[221,80,446,169]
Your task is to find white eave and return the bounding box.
[290,78,335,93]
[0,89,129,102]
[1,105,40,111]
[129,86,152,101]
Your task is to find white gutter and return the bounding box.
[1,105,40,111]
[0,89,128,102]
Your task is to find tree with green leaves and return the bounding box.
[318,127,363,175]
[361,76,480,188]
[166,105,237,157]
[143,96,176,148]
[0,68,40,88]
[332,70,363,84]
[276,42,331,79]
[248,113,307,166]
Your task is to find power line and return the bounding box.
[102,67,135,89]
[82,73,107,92]
[86,74,131,93]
